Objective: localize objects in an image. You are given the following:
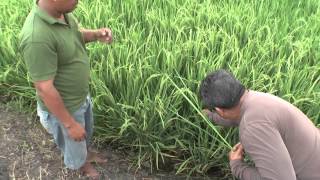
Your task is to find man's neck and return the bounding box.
[38,0,63,19]
[239,90,249,105]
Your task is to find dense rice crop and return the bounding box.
[1,0,319,177]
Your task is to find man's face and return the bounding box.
[215,106,241,121]
[53,0,78,13]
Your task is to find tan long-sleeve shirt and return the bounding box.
[209,91,320,180]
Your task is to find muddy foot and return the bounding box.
[80,162,100,180]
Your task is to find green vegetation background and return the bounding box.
[1,0,319,177]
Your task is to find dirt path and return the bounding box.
[0,104,220,180]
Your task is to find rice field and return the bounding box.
[1,0,319,177]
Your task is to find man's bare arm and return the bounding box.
[80,28,112,43]
[34,79,86,141]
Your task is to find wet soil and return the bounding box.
[0,103,228,180]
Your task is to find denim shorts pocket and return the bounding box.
[37,105,52,134]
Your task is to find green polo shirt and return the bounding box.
[20,5,90,113]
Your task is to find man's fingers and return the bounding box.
[98,29,107,37]
[232,143,242,152]
[234,145,244,155]
[101,29,111,37]
[75,137,85,142]
[202,109,212,118]
[106,29,112,36]
[95,28,113,44]
[73,133,86,142]
[79,132,86,141]
[202,109,210,114]
[238,144,244,151]
[229,143,245,161]
[232,143,241,150]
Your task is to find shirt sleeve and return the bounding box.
[22,42,57,82]
[230,122,296,180]
[230,159,261,179]
[207,111,238,127]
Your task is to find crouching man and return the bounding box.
[199,69,320,179]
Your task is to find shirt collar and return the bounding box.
[239,90,251,120]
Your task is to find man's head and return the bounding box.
[38,0,78,14]
[199,69,245,120]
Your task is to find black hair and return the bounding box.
[199,69,245,109]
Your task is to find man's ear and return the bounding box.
[215,107,224,116]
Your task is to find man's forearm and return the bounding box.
[80,29,98,43]
[37,85,76,128]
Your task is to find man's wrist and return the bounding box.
[63,118,76,129]
[93,30,99,41]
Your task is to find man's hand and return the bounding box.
[67,121,86,141]
[35,79,86,142]
[202,109,211,117]
[95,28,112,44]
[229,143,244,161]
[202,108,239,127]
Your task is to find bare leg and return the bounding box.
[79,148,108,179]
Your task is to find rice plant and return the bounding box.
[1,0,319,177]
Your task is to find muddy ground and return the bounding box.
[0,103,228,180]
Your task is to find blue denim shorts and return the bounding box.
[37,96,93,169]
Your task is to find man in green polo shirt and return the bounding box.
[20,0,112,178]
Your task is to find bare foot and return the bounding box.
[88,150,108,164]
[80,162,99,179]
